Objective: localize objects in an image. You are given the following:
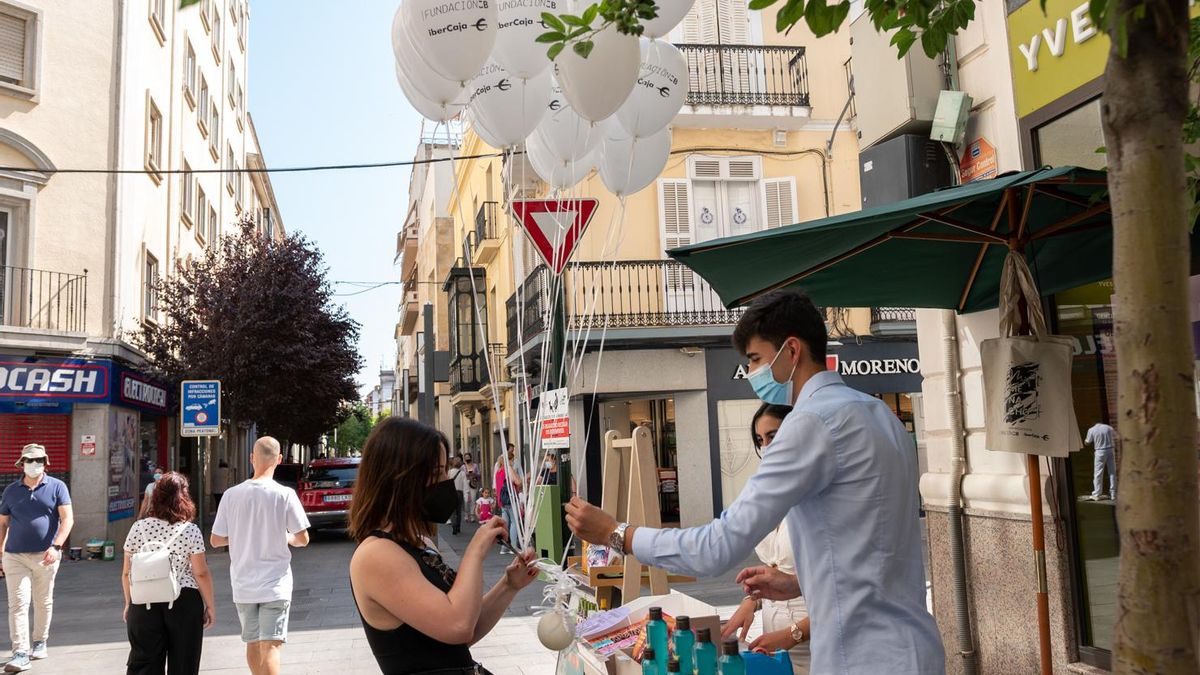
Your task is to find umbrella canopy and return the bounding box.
[667,166,1159,313]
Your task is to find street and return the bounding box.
[1,525,767,674]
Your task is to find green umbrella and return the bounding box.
[668,166,1130,312]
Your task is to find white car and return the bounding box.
[184,404,203,411]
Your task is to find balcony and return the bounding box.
[506,260,744,353]
[396,222,419,280]
[467,201,500,266]
[1,265,88,335]
[400,289,420,336]
[479,343,510,403]
[870,307,917,336]
[675,44,811,129]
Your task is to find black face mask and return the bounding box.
[421,479,459,523]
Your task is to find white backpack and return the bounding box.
[129,523,187,609]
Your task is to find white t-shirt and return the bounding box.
[124,518,206,589]
[451,466,467,491]
[211,478,310,604]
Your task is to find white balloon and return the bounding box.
[554,22,640,122]
[492,0,562,78]
[468,62,553,148]
[535,84,600,163]
[395,62,467,122]
[401,0,498,83]
[599,126,671,197]
[615,39,688,138]
[642,0,696,38]
[392,7,470,106]
[537,611,575,652]
[527,132,594,190]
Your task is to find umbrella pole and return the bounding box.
[1026,453,1053,674]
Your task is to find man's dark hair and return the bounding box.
[732,290,827,364]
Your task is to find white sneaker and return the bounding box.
[29,642,45,660]
[4,652,30,673]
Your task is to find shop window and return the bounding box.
[600,397,677,523]
[1034,98,1106,170]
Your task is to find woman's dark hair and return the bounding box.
[732,290,827,365]
[751,403,794,457]
[349,417,449,544]
[143,472,196,524]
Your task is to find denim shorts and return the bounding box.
[235,599,291,643]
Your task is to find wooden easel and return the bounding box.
[600,426,669,602]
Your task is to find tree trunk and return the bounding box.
[1103,1,1200,672]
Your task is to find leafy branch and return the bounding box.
[538,1,658,60]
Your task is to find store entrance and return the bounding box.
[599,397,677,524]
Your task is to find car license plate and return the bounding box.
[323,494,351,503]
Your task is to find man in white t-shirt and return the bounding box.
[210,437,310,675]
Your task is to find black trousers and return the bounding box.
[127,586,204,675]
[451,490,463,533]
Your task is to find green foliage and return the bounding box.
[538,1,658,61]
[330,403,373,454]
[179,0,200,8]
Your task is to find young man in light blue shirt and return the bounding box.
[566,290,945,674]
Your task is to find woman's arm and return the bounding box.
[190,553,217,628]
[121,555,132,623]
[470,551,537,643]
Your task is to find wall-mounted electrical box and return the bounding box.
[931,90,973,146]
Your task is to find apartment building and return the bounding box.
[0,0,281,542]
[400,0,931,528]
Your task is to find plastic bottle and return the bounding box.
[718,639,744,675]
[642,647,659,675]
[667,658,681,675]
[694,628,717,675]
[672,616,695,675]
[646,607,669,673]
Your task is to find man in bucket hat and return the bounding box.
[0,444,72,672]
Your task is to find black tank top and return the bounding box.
[353,531,475,675]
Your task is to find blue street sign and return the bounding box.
[180,380,221,437]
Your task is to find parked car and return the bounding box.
[275,463,303,494]
[297,457,360,530]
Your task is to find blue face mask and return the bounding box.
[747,344,797,405]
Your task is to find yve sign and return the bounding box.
[1016,0,1200,72]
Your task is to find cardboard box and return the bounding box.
[574,591,721,675]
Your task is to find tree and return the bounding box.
[136,220,362,446]
[546,0,1199,671]
[330,402,373,454]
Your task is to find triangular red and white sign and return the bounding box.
[512,199,599,275]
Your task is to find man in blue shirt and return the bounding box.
[567,291,945,674]
[0,444,73,673]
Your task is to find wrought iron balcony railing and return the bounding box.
[506,260,743,352]
[1,265,88,333]
[872,307,917,323]
[676,43,810,108]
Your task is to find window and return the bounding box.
[208,104,220,159]
[211,9,221,62]
[148,0,167,43]
[197,75,209,135]
[762,177,797,229]
[236,2,246,49]
[200,0,211,31]
[235,84,244,129]
[180,160,194,225]
[688,156,764,243]
[225,144,235,194]
[145,94,164,180]
[234,161,244,211]
[0,3,39,97]
[1034,98,1106,171]
[183,42,197,106]
[208,203,218,245]
[227,62,236,108]
[195,185,207,242]
[144,252,159,322]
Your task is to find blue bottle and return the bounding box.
[642,647,659,675]
[646,607,669,673]
[672,616,695,675]
[718,639,744,675]
[694,628,717,675]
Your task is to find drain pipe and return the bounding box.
[942,309,977,674]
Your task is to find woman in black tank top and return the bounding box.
[348,418,539,675]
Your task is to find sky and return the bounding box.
[248,1,419,395]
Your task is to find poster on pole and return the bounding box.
[181,380,221,437]
[539,387,570,450]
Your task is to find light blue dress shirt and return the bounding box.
[631,371,945,674]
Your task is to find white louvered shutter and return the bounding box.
[763,177,797,229]
[659,179,695,294]
[0,13,26,85]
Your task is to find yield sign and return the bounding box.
[512,199,599,275]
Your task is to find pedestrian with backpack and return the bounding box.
[121,472,215,675]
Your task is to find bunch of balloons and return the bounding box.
[392,0,696,196]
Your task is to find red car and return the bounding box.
[298,457,360,530]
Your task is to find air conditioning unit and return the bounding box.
[849,12,944,149]
[859,135,953,209]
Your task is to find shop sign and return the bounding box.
[539,387,570,450]
[80,434,96,457]
[119,372,169,413]
[731,341,923,395]
[0,358,109,400]
[960,139,998,183]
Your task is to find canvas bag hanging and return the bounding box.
[981,251,1083,457]
[129,523,187,609]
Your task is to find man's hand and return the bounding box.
[736,565,801,601]
[564,497,619,546]
[41,548,60,567]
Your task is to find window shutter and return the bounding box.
[727,158,758,180]
[0,13,26,85]
[720,0,750,44]
[682,0,717,43]
[659,179,695,291]
[764,177,797,229]
[0,414,70,475]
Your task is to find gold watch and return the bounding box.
[789,621,805,644]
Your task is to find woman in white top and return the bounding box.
[461,454,480,523]
[122,472,216,675]
[721,403,811,674]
